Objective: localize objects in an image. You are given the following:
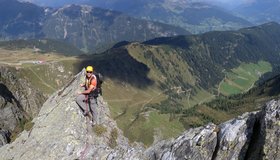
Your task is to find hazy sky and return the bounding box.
[21,0,256,9]
[207,0,256,8]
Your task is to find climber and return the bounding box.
[76,66,99,125]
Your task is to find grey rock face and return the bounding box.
[1,68,280,160]
[258,100,280,160]
[145,113,258,160]
[0,129,10,147]
[0,100,22,131]
[146,123,218,160]
[0,66,46,131]
[214,112,257,160]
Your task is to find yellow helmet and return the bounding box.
[86,66,94,72]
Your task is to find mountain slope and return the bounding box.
[118,22,280,100]
[45,4,190,53]
[0,0,189,53]
[0,0,44,39]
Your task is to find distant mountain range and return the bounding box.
[0,0,189,53]
[14,0,280,34]
[233,0,280,24]
[86,0,253,34]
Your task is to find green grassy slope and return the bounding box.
[219,61,272,95]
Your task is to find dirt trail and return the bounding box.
[0,61,22,65]
[106,99,132,102]
[28,67,56,91]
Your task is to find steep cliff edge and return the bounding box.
[0,66,46,146]
[0,69,279,160]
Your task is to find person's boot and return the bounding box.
[83,111,89,116]
[90,120,96,126]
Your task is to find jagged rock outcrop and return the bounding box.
[261,100,280,159]
[145,123,218,160]
[0,66,46,131]
[246,100,280,160]
[146,100,280,160]
[0,69,280,160]
[214,112,257,159]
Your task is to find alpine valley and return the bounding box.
[2,21,280,146]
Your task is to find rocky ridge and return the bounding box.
[0,70,145,159]
[0,69,279,159]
